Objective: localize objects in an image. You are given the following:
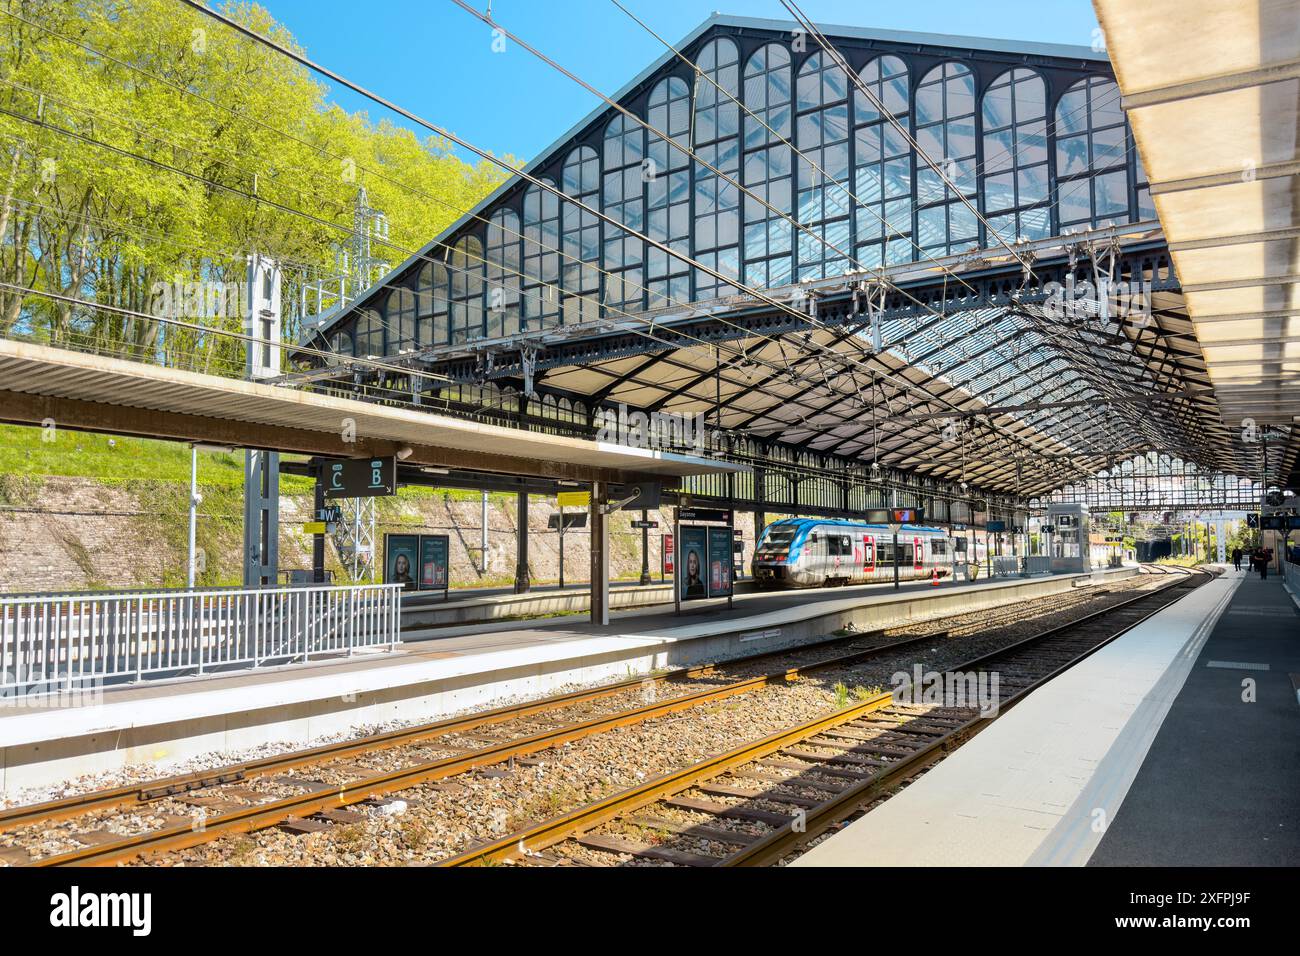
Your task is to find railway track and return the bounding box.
[0,569,1175,867]
[441,567,1209,867]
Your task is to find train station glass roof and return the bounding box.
[297,13,1297,510]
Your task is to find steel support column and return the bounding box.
[514,491,531,594]
[639,508,651,586]
[591,482,609,626]
[312,466,326,584]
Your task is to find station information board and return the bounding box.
[707,526,734,598]
[384,533,450,597]
[676,510,734,605]
[557,491,590,508]
[679,526,709,600]
[384,533,419,591]
[863,508,926,525]
[325,456,396,499]
[547,513,588,530]
[419,534,450,598]
[679,508,732,524]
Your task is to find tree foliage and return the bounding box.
[0,0,510,372]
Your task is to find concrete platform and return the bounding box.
[1088,567,1300,866]
[794,566,1300,867]
[0,567,1132,794]
[401,579,674,629]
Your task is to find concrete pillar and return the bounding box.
[514,491,530,594]
[591,482,609,625]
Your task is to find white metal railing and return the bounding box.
[0,583,403,698]
[1023,556,1053,575]
[992,556,1020,577]
[1284,558,1300,597]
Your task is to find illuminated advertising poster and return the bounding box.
[663,533,675,575]
[707,526,734,597]
[680,526,708,601]
[419,535,450,592]
[384,534,419,591]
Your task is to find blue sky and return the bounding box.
[257,0,1104,163]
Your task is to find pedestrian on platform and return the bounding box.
[1257,550,1269,580]
[1232,547,1243,571]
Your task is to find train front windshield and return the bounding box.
[760,525,799,554]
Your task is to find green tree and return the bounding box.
[0,0,510,368]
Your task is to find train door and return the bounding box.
[913,536,924,575]
[827,532,851,581]
[806,530,828,581]
[863,534,876,577]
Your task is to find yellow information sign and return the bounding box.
[557,491,590,508]
[303,521,328,534]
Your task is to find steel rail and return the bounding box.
[26,622,964,865]
[722,570,1210,865]
[0,620,911,834]
[6,574,1130,839]
[439,570,1206,866]
[15,572,1150,865]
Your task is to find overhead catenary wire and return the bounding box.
[609,0,1130,290]
[10,0,1130,413]
[161,1,1122,494]
[780,0,1032,273]
[426,2,1143,480]
[172,0,1047,416]
[5,2,1174,493]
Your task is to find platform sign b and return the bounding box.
[326,456,396,499]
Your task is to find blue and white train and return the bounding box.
[751,518,961,588]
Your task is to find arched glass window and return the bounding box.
[981,68,1049,242]
[449,236,484,344]
[561,146,601,324]
[645,76,691,309]
[603,114,645,313]
[795,52,851,280]
[742,42,793,288]
[414,260,446,347]
[385,285,416,352]
[355,308,382,357]
[693,38,740,299]
[1055,77,1129,229]
[915,62,977,256]
[486,209,522,338]
[853,55,913,268]
[522,180,560,330]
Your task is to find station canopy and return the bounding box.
[298,14,1298,507]
[1096,0,1300,492]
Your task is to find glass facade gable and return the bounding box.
[336,27,1149,354]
